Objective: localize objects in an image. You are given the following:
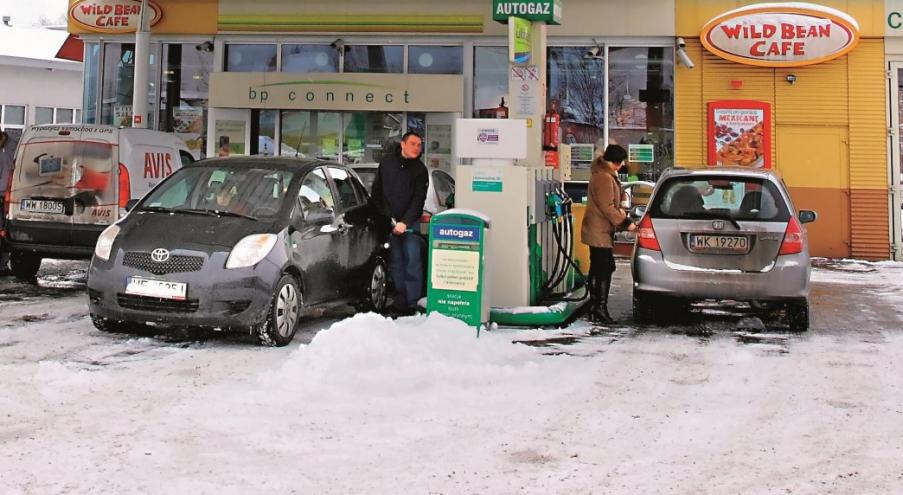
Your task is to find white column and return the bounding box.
[131,0,150,128]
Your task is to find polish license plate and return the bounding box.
[125,277,187,300]
[689,234,749,253]
[20,199,65,214]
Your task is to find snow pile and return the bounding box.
[262,312,589,399]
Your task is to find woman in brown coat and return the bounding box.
[581,144,635,323]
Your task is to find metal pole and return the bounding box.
[131,0,150,128]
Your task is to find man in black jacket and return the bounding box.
[371,132,428,315]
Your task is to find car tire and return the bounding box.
[10,251,41,282]
[360,258,388,313]
[256,274,302,347]
[786,300,809,332]
[91,313,128,333]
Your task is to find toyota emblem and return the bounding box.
[150,248,170,263]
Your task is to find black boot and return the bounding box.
[584,275,600,322]
[595,276,615,325]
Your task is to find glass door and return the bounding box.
[889,63,903,260]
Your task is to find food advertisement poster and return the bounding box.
[173,107,204,159]
[707,100,771,168]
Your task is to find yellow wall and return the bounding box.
[675,1,890,259]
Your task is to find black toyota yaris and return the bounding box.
[87,157,389,346]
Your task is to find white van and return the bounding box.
[4,124,192,280]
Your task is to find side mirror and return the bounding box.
[630,205,646,220]
[125,199,139,212]
[305,206,334,226]
[798,210,817,224]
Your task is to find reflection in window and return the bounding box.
[343,112,402,164]
[282,45,338,73]
[254,110,278,156]
[300,168,336,212]
[548,47,605,152]
[608,47,674,181]
[101,43,136,126]
[55,109,74,123]
[83,43,100,124]
[225,44,277,72]
[473,46,508,118]
[280,111,341,160]
[160,43,213,159]
[409,46,463,74]
[328,167,362,209]
[2,105,25,126]
[343,45,403,73]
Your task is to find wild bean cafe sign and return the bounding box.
[700,3,860,67]
[69,0,163,33]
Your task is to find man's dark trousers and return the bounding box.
[389,226,422,310]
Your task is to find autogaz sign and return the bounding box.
[701,3,860,67]
[492,0,561,25]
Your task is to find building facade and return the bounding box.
[68,0,898,259]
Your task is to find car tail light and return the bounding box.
[778,217,804,255]
[636,213,661,251]
[3,165,12,217]
[118,163,131,209]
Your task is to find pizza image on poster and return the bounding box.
[707,100,772,168]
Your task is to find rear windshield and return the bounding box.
[140,166,295,220]
[649,175,790,222]
[13,140,115,205]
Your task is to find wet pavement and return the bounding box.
[1,257,900,351]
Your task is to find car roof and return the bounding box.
[663,166,781,180]
[186,156,339,173]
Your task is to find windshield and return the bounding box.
[140,166,295,220]
[650,176,790,222]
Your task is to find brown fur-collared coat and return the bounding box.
[580,158,628,248]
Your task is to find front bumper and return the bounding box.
[87,250,280,330]
[631,247,810,301]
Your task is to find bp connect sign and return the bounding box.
[69,0,163,33]
[700,3,860,67]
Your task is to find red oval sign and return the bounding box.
[700,3,860,67]
[69,0,163,34]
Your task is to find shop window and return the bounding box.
[35,107,54,125]
[160,43,213,159]
[225,44,277,72]
[75,109,82,123]
[546,46,606,178]
[473,46,508,118]
[1,105,25,126]
[253,110,278,156]
[607,46,674,181]
[343,45,403,74]
[343,112,402,164]
[409,46,463,74]
[101,43,136,126]
[83,43,100,124]
[282,45,338,73]
[55,108,74,124]
[280,110,341,160]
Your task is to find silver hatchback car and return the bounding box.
[631,167,817,330]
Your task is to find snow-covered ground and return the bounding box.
[1,259,903,494]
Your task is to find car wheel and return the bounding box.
[91,313,129,333]
[361,258,388,313]
[10,251,41,282]
[633,290,656,323]
[786,300,809,332]
[256,274,302,347]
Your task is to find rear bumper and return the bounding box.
[631,247,810,301]
[7,220,106,259]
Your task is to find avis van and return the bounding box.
[4,124,192,280]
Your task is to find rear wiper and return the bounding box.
[700,210,742,229]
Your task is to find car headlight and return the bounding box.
[94,224,120,261]
[226,234,277,269]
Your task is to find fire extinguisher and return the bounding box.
[542,108,560,151]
